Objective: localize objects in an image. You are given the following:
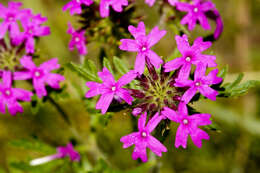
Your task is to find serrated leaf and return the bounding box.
[225,73,244,90]
[230,80,260,97]
[103,58,113,73]
[84,59,98,75]
[113,56,129,75]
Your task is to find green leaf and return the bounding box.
[84,59,98,75]
[218,65,228,79]
[103,58,113,73]
[225,73,244,90]
[230,80,260,97]
[113,56,128,75]
[66,62,100,82]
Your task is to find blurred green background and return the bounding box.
[0,0,260,172]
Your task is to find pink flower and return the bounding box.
[20,14,50,54]
[0,71,33,116]
[205,7,223,40]
[164,34,217,79]
[161,102,211,148]
[63,0,93,15]
[85,68,137,114]
[119,22,166,75]
[30,143,80,166]
[145,0,179,7]
[0,1,30,40]
[14,56,65,98]
[99,0,128,18]
[175,63,222,103]
[176,0,215,30]
[168,0,179,6]
[120,112,167,162]
[67,23,87,55]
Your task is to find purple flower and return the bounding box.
[164,34,217,79]
[174,63,222,103]
[30,143,80,166]
[99,0,128,18]
[20,14,50,54]
[0,71,33,116]
[205,7,224,39]
[0,1,30,40]
[145,0,179,7]
[119,22,166,75]
[85,68,136,114]
[63,0,93,15]
[14,56,65,98]
[67,23,87,55]
[120,112,167,162]
[176,0,215,30]
[161,102,211,148]
[168,0,179,6]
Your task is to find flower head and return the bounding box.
[63,0,93,15]
[85,68,137,114]
[30,143,80,166]
[20,14,50,53]
[67,23,87,55]
[175,63,222,103]
[14,56,65,98]
[176,0,215,30]
[119,21,166,75]
[164,34,217,79]
[161,102,212,148]
[0,71,33,115]
[99,0,128,18]
[120,112,167,162]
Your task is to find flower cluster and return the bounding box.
[30,143,80,166]
[86,21,222,162]
[0,2,64,116]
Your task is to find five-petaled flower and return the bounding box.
[120,112,167,162]
[99,0,128,18]
[164,34,217,79]
[176,0,215,31]
[119,21,166,75]
[67,23,87,55]
[175,63,222,103]
[85,67,137,114]
[161,102,212,148]
[63,0,93,15]
[30,143,80,166]
[0,71,33,116]
[14,56,65,98]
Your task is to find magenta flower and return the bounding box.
[205,8,224,39]
[174,63,222,103]
[0,1,30,39]
[119,22,166,75]
[0,71,33,116]
[176,0,215,30]
[99,0,128,18]
[67,23,87,55]
[14,56,65,98]
[164,34,217,79]
[120,112,167,162]
[168,0,179,6]
[20,14,50,53]
[161,102,211,148]
[63,0,93,15]
[30,143,80,166]
[145,0,178,7]
[85,68,137,114]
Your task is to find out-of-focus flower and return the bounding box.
[30,143,80,166]
[176,0,215,31]
[205,7,224,39]
[175,63,222,103]
[120,21,166,75]
[145,0,179,6]
[85,68,136,114]
[164,34,217,79]
[0,71,33,115]
[63,0,93,15]
[162,102,211,148]
[99,0,128,18]
[14,56,65,98]
[120,112,167,162]
[67,23,87,55]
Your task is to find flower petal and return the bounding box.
[117,70,137,87]
[175,124,189,148]
[20,56,36,70]
[190,128,210,148]
[120,132,139,148]
[119,39,139,52]
[181,87,197,103]
[134,53,146,75]
[164,57,183,72]
[198,85,218,101]
[39,58,60,72]
[85,82,102,98]
[98,67,115,85]
[116,88,133,105]
[147,50,163,69]
[128,21,146,39]
[138,112,147,131]
[96,93,114,114]
[161,107,179,122]
[2,71,12,88]
[147,136,167,156]
[146,112,163,133]
[190,113,211,126]
[175,34,190,55]
[147,26,166,48]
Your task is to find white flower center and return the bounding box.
[111,86,116,91]
[141,46,147,51]
[185,56,191,62]
[194,7,198,13]
[76,0,80,3]
[195,82,201,86]
[35,71,41,77]
[75,37,80,42]
[183,119,188,125]
[141,132,147,137]
[105,4,109,9]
